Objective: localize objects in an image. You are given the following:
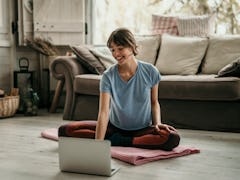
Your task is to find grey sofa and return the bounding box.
[50,34,240,132]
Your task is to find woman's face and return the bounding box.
[109,42,133,65]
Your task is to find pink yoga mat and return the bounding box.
[41,128,58,141]
[41,128,200,165]
[111,146,199,165]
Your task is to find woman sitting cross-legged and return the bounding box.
[58,28,180,151]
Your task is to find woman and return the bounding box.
[59,28,180,150]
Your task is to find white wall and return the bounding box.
[0,0,12,92]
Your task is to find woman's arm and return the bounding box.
[95,92,111,140]
[151,84,161,125]
[151,84,177,132]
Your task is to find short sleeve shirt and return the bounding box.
[100,60,161,130]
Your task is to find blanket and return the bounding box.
[41,128,200,165]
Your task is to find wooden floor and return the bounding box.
[0,110,239,180]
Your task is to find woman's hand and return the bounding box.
[154,124,177,133]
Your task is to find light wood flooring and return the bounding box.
[0,109,239,180]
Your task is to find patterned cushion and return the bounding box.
[151,15,179,35]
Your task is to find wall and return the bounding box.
[0,0,14,93]
[1,0,87,108]
[0,47,11,92]
[15,45,69,107]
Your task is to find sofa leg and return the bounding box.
[50,80,64,113]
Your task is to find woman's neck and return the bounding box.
[118,57,138,74]
[118,57,138,82]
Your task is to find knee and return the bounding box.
[58,121,97,137]
[58,124,68,137]
[58,122,84,137]
[163,132,180,151]
[170,132,180,147]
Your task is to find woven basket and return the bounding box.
[0,96,20,118]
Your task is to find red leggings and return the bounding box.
[58,121,180,151]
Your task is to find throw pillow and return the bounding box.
[70,45,105,74]
[177,15,215,37]
[201,35,240,74]
[135,35,161,65]
[89,47,117,69]
[151,14,179,35]
[155,34,208,75]
[217,57,240,77]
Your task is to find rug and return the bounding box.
[41,128,200,165]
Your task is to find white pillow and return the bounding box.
[177,15,215,37]
[155,34,208,75]
[89,47,117,69]
[135,35,161,65]
[201,35,240,74]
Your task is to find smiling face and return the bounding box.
[107,28,138,63]
[109,42,133,65]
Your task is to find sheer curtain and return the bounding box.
[92,0,240,45]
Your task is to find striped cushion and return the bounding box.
[177,15,215,37]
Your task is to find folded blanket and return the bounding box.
[41,128,200,165]
[111,146,200,165]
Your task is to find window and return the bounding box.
[93,0,240,45]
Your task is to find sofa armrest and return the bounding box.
[50,56,89,119]
[50,56,88,81]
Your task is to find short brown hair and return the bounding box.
[107,28,138,56]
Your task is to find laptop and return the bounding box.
[58,137,120,176]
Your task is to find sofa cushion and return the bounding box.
[217,57,240,77]
[135,35,161,65]
[201,35,240,74]
[89,46,117,69]
[159,75,240,101]
[177,15,215,37]
[90,36,161,67]
[74,74,240,101]
[70,45,106,74]
[155,34,208,75]
[151,14,178,35]
[74,74,102,95]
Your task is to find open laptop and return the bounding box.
[58,137,120,176]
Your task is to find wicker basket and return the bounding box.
[0,96,20,118]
